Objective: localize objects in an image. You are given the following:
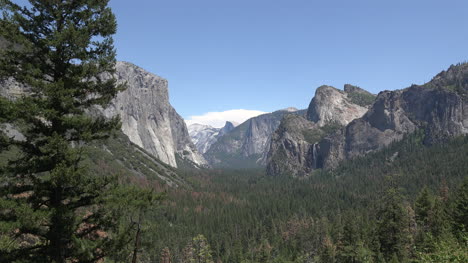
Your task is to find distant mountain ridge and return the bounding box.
[188,121,238,154]
[203,108,306,168]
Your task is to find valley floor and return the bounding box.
[131,135,468,263]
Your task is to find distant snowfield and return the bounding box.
[185,109,268,128]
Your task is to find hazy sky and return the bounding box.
[14,0,468,126]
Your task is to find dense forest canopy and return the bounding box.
[132,133,468,262]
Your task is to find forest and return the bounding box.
[0,0,467,262]
[122,132,468,263]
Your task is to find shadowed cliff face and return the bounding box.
[267,85,373,176]
[204,108,305,168]
[100,62,207,168]
[266,114,320,177]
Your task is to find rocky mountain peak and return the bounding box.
[426,63,468,97]
[315,63,468,170]
[219,121,238,136]
[306,85,370,127]
[266,84,377,177]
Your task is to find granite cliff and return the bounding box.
[0,61,206,168]
[266,85,375,176]
[318,63,468,169]
[101,62,206,168]
[267,63,468,176]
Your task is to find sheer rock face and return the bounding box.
[268,63,468,176]
[168,107,208,166]
[0,61,206,168]
[204,108,305,168]
[267,85,375,176]
[219,121,237,136]
[319,64,468,169]
[266,114,320,177]
[101,62,206,168]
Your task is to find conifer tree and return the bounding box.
[182,235,214,263]
[0,0,127,262]
[376,187,411,262]
[415,187,433,228]
[452,178,468,236]
[414,187,436,251]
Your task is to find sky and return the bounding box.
[15,0,468,127]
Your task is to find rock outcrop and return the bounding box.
[267,63,468,176]
[219,121,237,136]
[318,63,468,169]
[98,62,207,168]
[306,85,371,126]
[267,85,375,176]
[266,114,321,177]
[169,107,207,166]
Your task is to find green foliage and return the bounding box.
[301,121,341,144]
[452,178,468,237]
[415,234,468,263]
[105,185,165,262]
[140,135,468,262]
[85,131,184,188]
[182,234,214,263]
[376,187,411,262]
[0,0,141,262]
[301,128,325,144]
[415,187,433,226]
[346,91,376,107]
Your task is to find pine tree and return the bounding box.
[192,234,214,263]
[452,178,468,236]
[376,187,411,262]
[321,236,337,263]
[415,187,433,228]
[0,0,127,262]
[414,187,435,251]
[182,235,214,263]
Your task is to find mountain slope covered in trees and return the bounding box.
[134,133,468,262]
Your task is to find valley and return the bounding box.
[2,57,468,262]
[0,1,467,262]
